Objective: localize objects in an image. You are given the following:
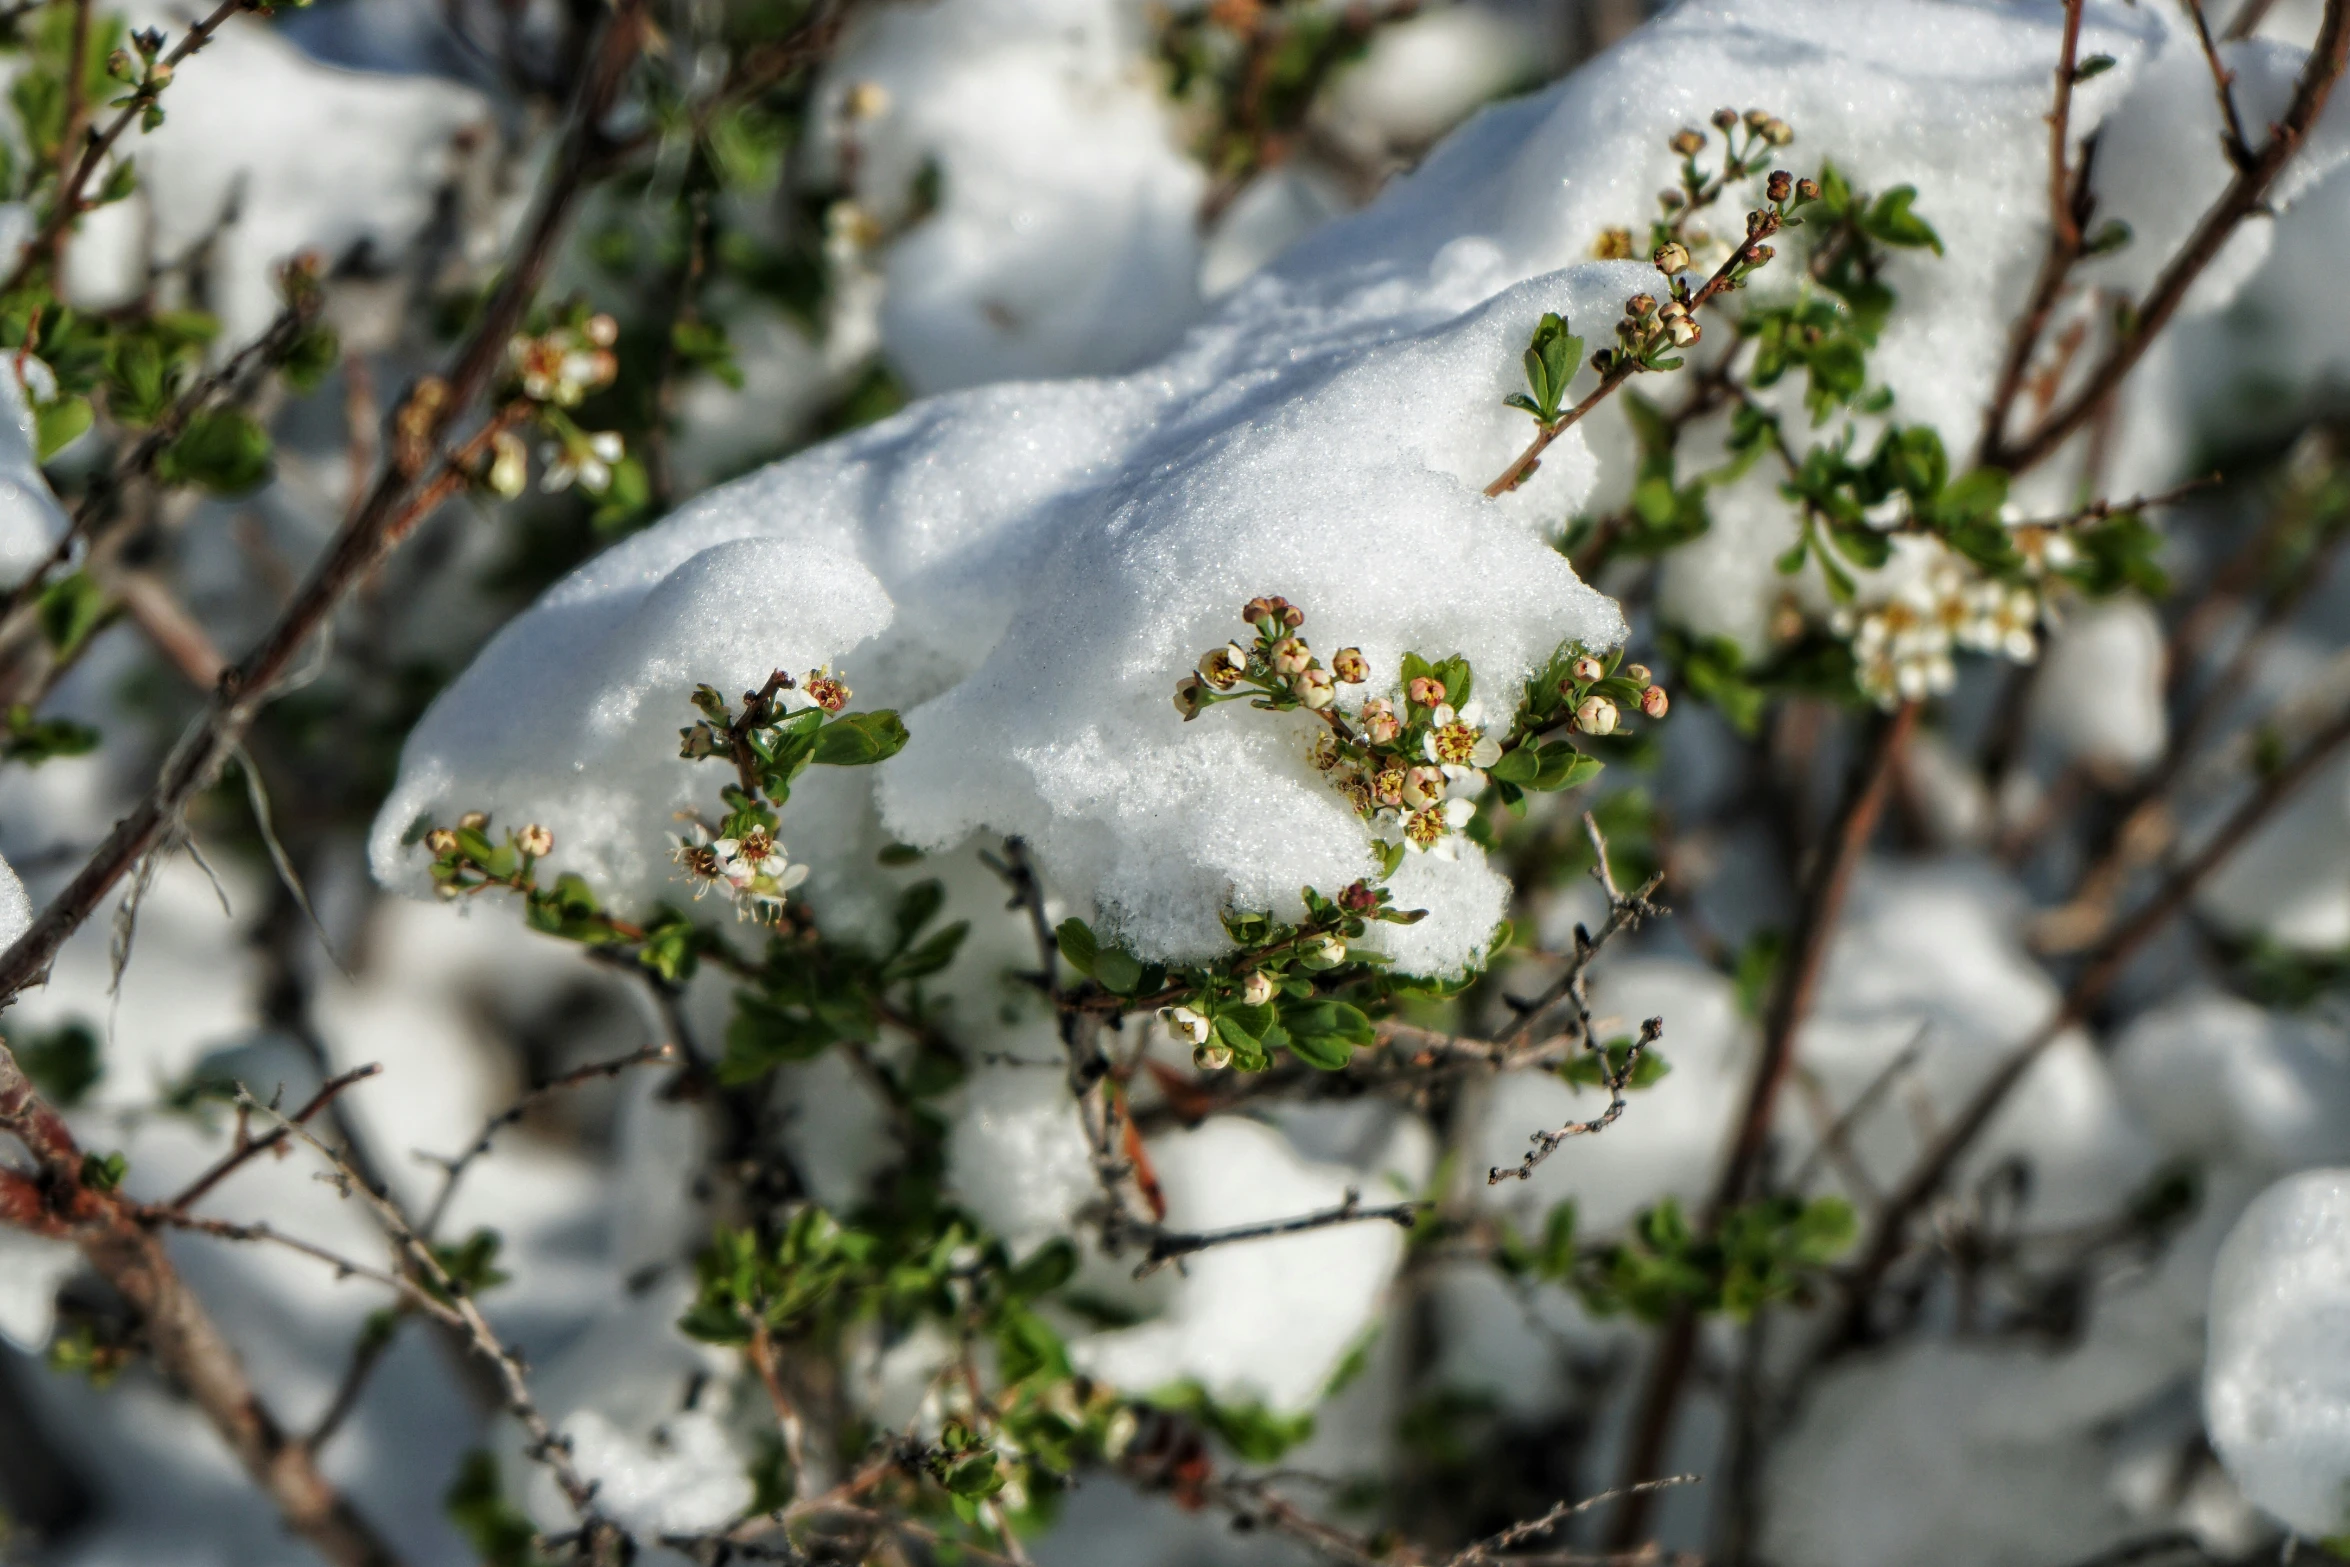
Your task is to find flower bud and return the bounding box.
[1407,676,1447,709]
[1174,675,1207,719]
[1625,293,1655,317]
[1571,654,1605,683]
[1270,636,1312,676]
[1653,241,1691,276]
[1361,699,1401,745]
[1767,170,1792,202]
[1240,970,1275,1006]
[1796,177,1820,202]
[1666,315,1700,347]
[1762,117,1793,145]
[425,828,459,856]
[1744,107,1770,131]
[1624,663,1653,686]
[1640,685,1670,719]
[1339,880,1379,912]
[1669,127,1705,156]
[1296,667,1336,709]
[1195,1043,1234,1071]
[1331,646,1368,684]
[1659,188,1685,210]
[517,824,554,858]
[1575,696,1619,736]
[458,811,490,831]
[487,429,528,497]
[1242,596,1277,625]
[1402,765,1446,810]
[1301,933,1347,970]
[1748,244,1774,267]
[1712,107,1740,130]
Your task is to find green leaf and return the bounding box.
[2081,218,2132,258]
[13,1020,99,1106]
[1093,945,1144,995]
[78,1149,127,1191]
[445,1451,546,1567]
[0,702,99,765]
[156,408,273,495]
[33,393,90,459]
[810,709,909,766]
[1055,917,1099,978]
[2073,53,2116,82]
[892,879,946,951]
[884,921,968,983]
[1489,745,1539,785]
[36,572,104,659]
[1860,186,1943,254]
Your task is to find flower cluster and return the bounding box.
[493,309,629,497]
[1173,595,1363,718]
[421,811,555,900]
[1179,598,1667,863]
[671,816,809,922]
[1832,553,2044,708]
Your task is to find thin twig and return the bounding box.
[1446,1474,1701,1567]
[1134,1187,1422,1277]
[165,1062,381,1213]
[2184,0,2257,169]
[417,1041,674,1239]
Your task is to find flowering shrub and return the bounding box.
[10,4,2350,1567]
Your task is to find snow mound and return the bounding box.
[2206,1169,2350,1536]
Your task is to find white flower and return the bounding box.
[1160,1005,1211,1046]
[1301,933,1347,968]
[1423,699,1503,782]
[1240,970,1275,1005]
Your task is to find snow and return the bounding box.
[2030,599,2168,776]
[2206,1169,2350,1537]
[71,11,492,344]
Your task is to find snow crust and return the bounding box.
[2207,1170,2350,1536]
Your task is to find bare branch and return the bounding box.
[1135,1187,1423,1277]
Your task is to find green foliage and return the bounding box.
[154,407,274,495]
[0,702,98,764]
[77,1149,126,1192]
[1560,1033,1671,1091]
[36,571,105,660]
[720,878,968,1082]
[1578,1195,1856,1322]
[1505,311,1583,426]
[12,1018,99,1106]
[423,1229,511,1305]
[1147,1381,1315,1464]
[444,1451,545,1567]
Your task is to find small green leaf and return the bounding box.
[1055,917,1099,978]
[2072,53,2116,82]
[810,710,909,766]
[36,571,104,659]
[34,393,90,459]
[156,408,273,495]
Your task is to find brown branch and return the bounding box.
[417,1041,674,1239]
[1488,1016,1665,1184]
[1606,697,1918,1547]
[1,0,249,299]
[1831,692,2350,1347]
[2185,0,2258,169]
[1989,0,2350,473]
[1133,1186,1422,1278]
[164,1061,380,1213]
[0,1051,403,1567]
[1445,1474,1701,1567]
[49,0,93,279]
[0,0,646,1006]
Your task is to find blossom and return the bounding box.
[1296,667,1336,709]
[672,823,730,898]
[1575,695,1619,736]
[801,668,852,712]
[516,823,554,858]
[1639,685,1670,719]
[1199,643,1248,689]
[1160,1005,1211,1047]
[1270,636,1312,675]
[1301,932,1347,968]
[1373,767,1407,808]
[713,825,809,920]
[541,431,624,494]
[1331,647,1368,684]
[1406,676,1447,710]
[1424,699,1503,781]
[1401,797,1476,857]
[1401,765,1446,810]
[1360,698,1401,744]
[1174,675,1207,718]
[1957,582,2039,663]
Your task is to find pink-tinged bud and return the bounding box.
[1361,699,1402,745]
[1766,170,1793,203]
[1339,879,1379,912]
[1667,316,1700,347]
[1407,676,1447,709]
[1242,596,1277,625]
[1576,696,1620,736]
[1331,646,1369,684]
[1796,177,1820,202]
[1571,654,1605,683]
[1240,970,1275,1006]
[1623,663,1653,686]
[1271,637,1312,676]
[1761,117,1793,146]
[1296,667,1336,709]
[1640,685,1670,719]
[1196,1043,1233,1071]
[1301,933,1347,969]
[517,824,554,858]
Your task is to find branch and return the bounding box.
[1487,1016,1664,1184]
[0,0,648,1005]
[164,1061,381,1213]
[1484,211,1784,498]
[1133,1187,1422,1278]
[1988,0,2350,473]
[1444,1474,1700,1567]
[1605,697,1917,1546]
[417,1041,674,1239]
[1831,693,2350,1346]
